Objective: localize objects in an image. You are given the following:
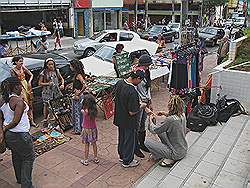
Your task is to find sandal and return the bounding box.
[94,158,99,164]
[159,159,175,167]
[80,159,88,166]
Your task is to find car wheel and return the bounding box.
[84,48,95,57]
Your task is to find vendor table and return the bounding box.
[0,31,51,56]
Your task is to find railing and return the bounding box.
[0,0,71,6]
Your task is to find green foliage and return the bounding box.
[203,0,227,6]
[244,27,250,37]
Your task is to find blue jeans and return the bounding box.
[5,131,35,188]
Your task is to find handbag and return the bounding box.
[216,96,247,123]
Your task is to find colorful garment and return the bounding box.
[11,68,32,106]
[81,111,97,144]
[40,69,62,103]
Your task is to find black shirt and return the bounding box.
[113,80,140,129]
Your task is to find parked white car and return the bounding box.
[80,40,159,77]
[73,30,141,57]
[168,23,181,38]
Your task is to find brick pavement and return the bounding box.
[0,82,170,188]
[0,53,220,188]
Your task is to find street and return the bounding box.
[50,37,219,60]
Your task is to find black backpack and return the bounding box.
[216,96,247,123]
[187,103,218,132]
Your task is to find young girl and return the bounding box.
[38,58,64,125]
[80,94,98,166]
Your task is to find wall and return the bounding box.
[211,67,250,111]
[0,0,70,5]
[92,0,123,8]
[211,36,250,111]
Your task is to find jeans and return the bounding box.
[135,109,148,151]
[118,127,136,165]
[72,95,84,133]
[5,131,35,188]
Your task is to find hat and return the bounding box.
[130,69,145,79]
[138,54,152,66]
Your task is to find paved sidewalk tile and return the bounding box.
[184,172,212,188]
[210,140,231,155]
[158,175,183,188]
[194,137,214,149]
[201,129,220,140]
[216,133,237,146]
[169,163,193,179]
[177,154,200,168]
[229,147,250,164]
[223,158,250,178]
[203,151,225,166]
[194,161,220,179]
[136,176,159,188]
[188,145,208,158]
[214,170,245,188]
[148,166,170,180]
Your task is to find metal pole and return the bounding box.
[145,0,148,29]
[135,0,138,30]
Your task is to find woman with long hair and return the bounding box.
[0,77,35,188]
[69,59,87,134]
[38,58,64,125]
[145,95,188,167]
[10,56,37,127]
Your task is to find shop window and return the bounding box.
[100,33,117,42]
[119,32,134,41]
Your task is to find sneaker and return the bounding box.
[134,150,145,158]
[122,160,140,168]
[80,159,88,166]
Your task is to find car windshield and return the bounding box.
[201,28,217,35]
[146,26,162,33]
[170,24,179,28]
[90,31,107,40]
[0,59,11,82]
[93,46,116,62]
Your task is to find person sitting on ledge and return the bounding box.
[145,95,188,167]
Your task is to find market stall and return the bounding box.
[32,129,71,157]
[0,29,51,56]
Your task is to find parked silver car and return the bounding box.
[73,30,141,58]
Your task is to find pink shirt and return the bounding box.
[81,110,97,129]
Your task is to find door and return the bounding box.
[77,13,84,36]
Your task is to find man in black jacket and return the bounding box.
[113,70,146,168]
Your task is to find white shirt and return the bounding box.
[0,96,30,133]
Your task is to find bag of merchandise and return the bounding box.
[216,96,247,123]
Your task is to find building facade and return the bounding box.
[0,0,72,35]
[91,0,123,33]
[123,0,202,26]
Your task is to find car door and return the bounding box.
[100,33,118,42]
[162,27,172,40]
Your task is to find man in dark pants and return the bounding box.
[113,70,146,168]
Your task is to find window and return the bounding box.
[119,32,134,41]
[101,33,117,42]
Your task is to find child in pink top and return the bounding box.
[80,94,98,166]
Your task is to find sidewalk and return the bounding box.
[134,115,250,188]
[47,36,76,51]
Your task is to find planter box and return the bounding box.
[211,36,250,111]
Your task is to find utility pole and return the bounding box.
[145,0,149,28]
[134,0,138,30]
